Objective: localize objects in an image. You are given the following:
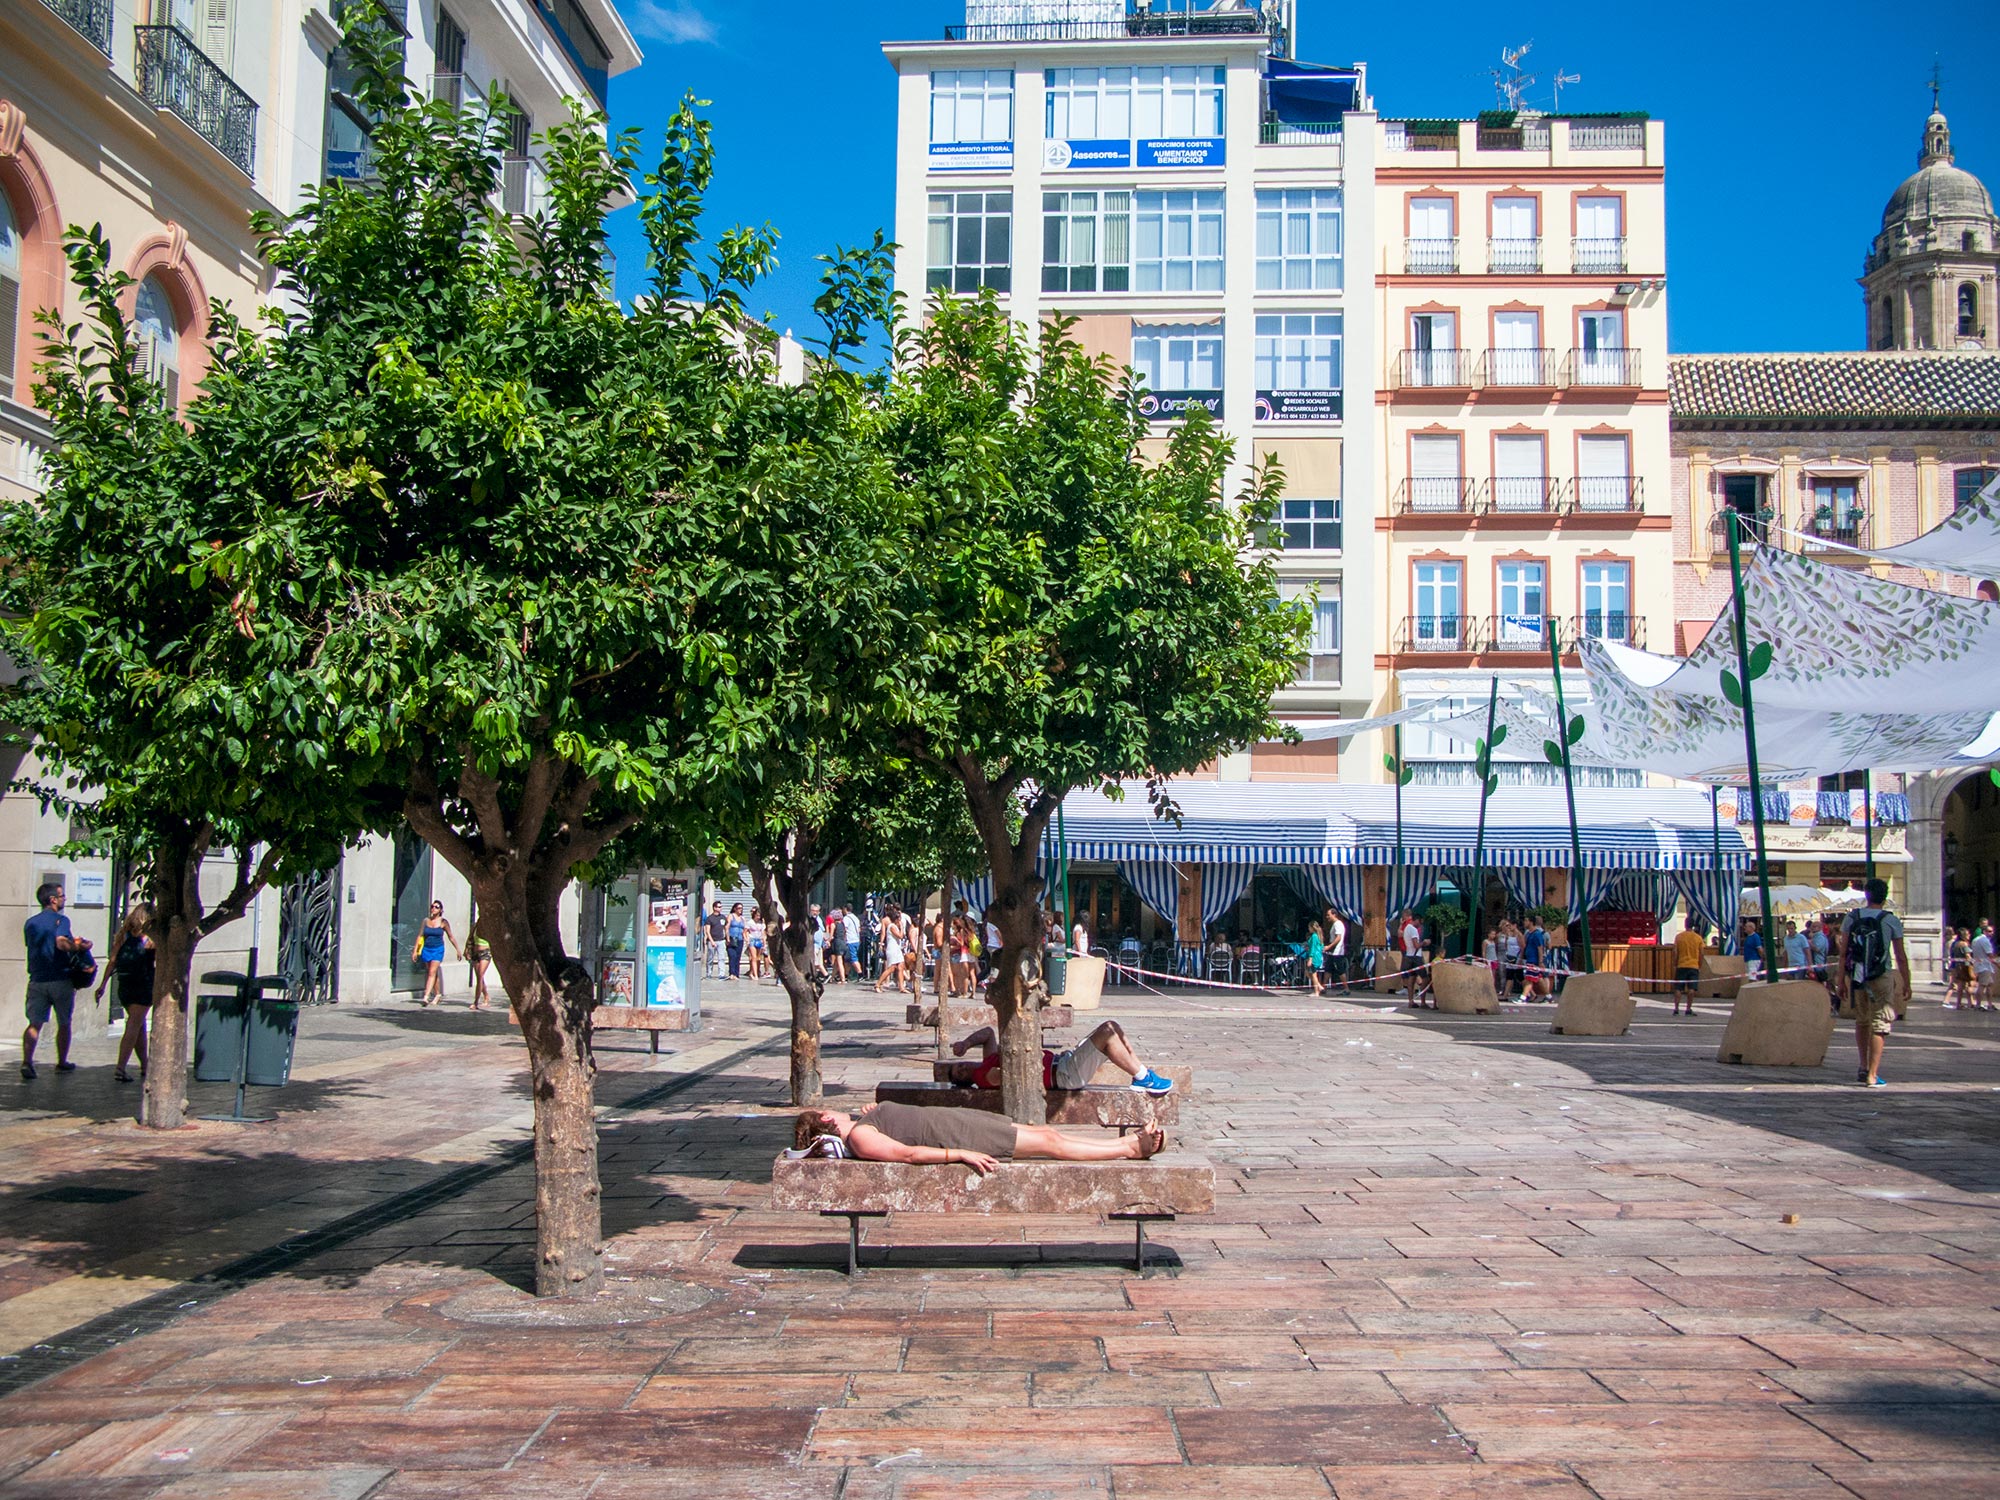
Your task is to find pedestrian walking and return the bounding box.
[464,914,492,1011]
[746,905,768,981]
[21,882,89,1079]
[1972,919,1996,1011]
[1671,918,1705,1016]
[1305,919,1325,996]
[874,903,912,994]
[1321,908,1346,990]
[1398,910,1431,1007]
[1836,877,1910,1088]
[841,905,861,983]
[95,902,155,1081]
[1946,926,1973,1008]
[412,900,460,1008]
[726,902,745,980]
[703,900,728,979]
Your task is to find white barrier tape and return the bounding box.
[1101,953,1847,997]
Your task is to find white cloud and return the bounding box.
[630,1,720,45]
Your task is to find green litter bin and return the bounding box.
[192,989,250,1083]
[1044,944,1067,997]
[192,972,294,1122]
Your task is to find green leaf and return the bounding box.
[1720,671,1744,707]
[1400,766,1415,786]
[1487,774,1500,795]
[1747,641,1773,680]
[1383,752,1398,773]
[1544,739,1563,765]
[1990,766,2000,790]
[1489,723,1507,747]
[1567,714,1585,745]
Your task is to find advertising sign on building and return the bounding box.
[1138,138,1225,168]
[929,141,1014,171]
[1497,613,1548,647]
[1254,390,1343,422]
[644,876,691,1010]
[1138,390,1224,422]
[1046,139,1132,169]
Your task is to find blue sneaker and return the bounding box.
[1131,1069,1173,1095]
[1868,1077,1887,1088]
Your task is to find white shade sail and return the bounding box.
[1811,471,2000,576]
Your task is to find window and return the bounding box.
[1045,66,1134,142]
[0,189,19,400]
[1960,283,1981,339]
[1575,309,1628,383]
[1300,589,1342,683]
[134,275,182,405]
[1492,433,1548,512]
[1254,313,1342,413]
[1042,191,1129,292]
[1407,196,1454,272]
[1255,189,1342,290]
[433,6,466,102]
[1722,472,1764,513]
[171,0,234,69]
[1412,561,1463,645]
[928,191,1012,294]
[1956,468,2000,509]
[1488,310,1544,385]
[1495,561,1547,644]
[1489,195,1538,271]
[1406,311,1458,386]
[1409,433,1463,511]
[931,70,1013,144]
[1279,498,1341,551]
[1573,195,1624,271]
[1580,561,1631,640]
[1877,295,1895,351]
[1132,323,1223,393]
[1134,65,1224,139]
[1576,434,1632,511]
[1134,190,1224,291]
[1810,477,1862,533]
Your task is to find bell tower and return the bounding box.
[1860,94,2000,351]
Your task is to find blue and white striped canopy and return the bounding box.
[1051,782,1750,872]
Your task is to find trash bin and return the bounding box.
[246,999,300,1086]
[1044,944,1067,997]
[192,989,251,1083]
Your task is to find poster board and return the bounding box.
[644,876,691,1013]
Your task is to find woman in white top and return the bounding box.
[873,904,910,994]
[745,907,769,980]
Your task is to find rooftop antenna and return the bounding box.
[1490,42,1536,112]
[1550,66,1581,110]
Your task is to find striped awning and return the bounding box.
[1054,782,1750,872]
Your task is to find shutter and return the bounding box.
[1410,434,1459,478]
[1493,197,1535,238]
[1410,198,1452,239]
[1577,196,1620,239]
[1494,434,1544,479]
[200,0,233,68]
[1493,311,1539,350]
[0,273,17,400]
[1578,434,1628,478]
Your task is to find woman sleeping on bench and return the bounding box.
[795,1104,1164,1177]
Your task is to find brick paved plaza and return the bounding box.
[1,981,1998,1497]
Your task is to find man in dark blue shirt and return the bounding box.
[22,881,87,1080]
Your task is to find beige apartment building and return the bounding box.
[1369,110,1671,787]
[0,0,640,1005]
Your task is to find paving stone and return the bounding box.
[1173,1406,1476,1466]
[805,1406,1182,1467]
[1321,1465,1593,1498]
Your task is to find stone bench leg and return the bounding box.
[1111,1212,1175,1275]
[822,1210,888,1276]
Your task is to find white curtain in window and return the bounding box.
[1576,195,1621,239]
[1491,196,1536,239]
[1409,197,1453,239]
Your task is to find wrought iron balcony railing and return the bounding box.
[1571,475,1643,514]
[1394,349,1475,389]
[1485,614,1559,653]
[1399,614,1477,653]
[1569,612,1644,649]
[1260,118,1342,146]
[1570,236,1627,273]
[1404,237,1458,274]
[1483,346,1556,387]
[1566,347,1640,387]
[1803,512,1866,548]
[1488,476,1562,514]
[1569,120,1646,150]
[135,24,257,177]
[432,72,467,110]
[1396,477,1478,515]
[1486,236,1541,272]
[1709,508,1768,551]
[41,0,113,54]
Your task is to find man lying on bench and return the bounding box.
[795,1104,1164,1175]
[950,1020,1174,1095]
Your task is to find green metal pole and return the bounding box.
[1465,677,1500,960]
[1725,511,1779,982]
[1392,722,1406,925]
[1862,770,1876,889]
[1056,801,1071,944]
[1546,623,1593,972]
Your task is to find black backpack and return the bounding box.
[1845,910,1890,984]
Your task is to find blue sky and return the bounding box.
[604,0,1998,355]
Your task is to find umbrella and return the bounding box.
[1741,884,1833,917]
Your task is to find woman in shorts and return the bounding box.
[795,1103,1164,1171]
[746,905,769,981]
[1946,927,1973,1008]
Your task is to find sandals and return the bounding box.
[1133,1129,1166,1160]
[114,1068,133,1083]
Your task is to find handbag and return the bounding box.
[69,946,99,991]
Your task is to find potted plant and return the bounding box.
[1424,901,1469,957]
[1532,902,1571,949]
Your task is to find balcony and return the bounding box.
[1404,237,1458,274]
[1475,121,1551,151]
[1399,614,1475,653]
[501,156,544,216]
[1397,477,1478,515]
[1571,475,1643,514]
[1488,476,1562,514]
[946,0,1275,42]
[1567,347,1641,388]
[1571,236,1628,274]
[1569,613,1645,649]
[1483,347,1556,388]
[40,0,113,55]
[1803,512,1866,549]
[1260,119,1342,147]
[1384,120,1460,151]
[1487,237,1541,273]
[1569,120,1647,150]
[1709,509,1768,551]
[1294,652,1342,685]
[432,72,467,110]
[1394,349,1475,389]
[1486,614,1559,653]
[135,24,257,177]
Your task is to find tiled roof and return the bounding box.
[1668,352,2000,424]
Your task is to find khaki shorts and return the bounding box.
[1854,973,1899,1036]
[1051,1038,1106,1091]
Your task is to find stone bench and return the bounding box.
[770,1154,1215,1274]
[907,1002,1074,1031]
[587,1005,692,1054]
[873,1080,1179,1130]
[932,1060,1195,1092]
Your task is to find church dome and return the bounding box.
[1881,110,1995,231]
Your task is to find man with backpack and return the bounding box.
[1836,878,1911,1090]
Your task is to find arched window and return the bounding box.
[1967,229,1981,253]
[1877,295,1895,351]
[1961,283,1981,339]
[0,189,21,401]
[133,273,181,406]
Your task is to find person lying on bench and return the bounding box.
[950,1020,1173,1094]
[795,1104,1164,1176]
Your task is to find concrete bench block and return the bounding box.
[1552,971,1634,1036]
[771,1154,1215,1217]
[1431,960,1498,1014]
[1697,955,1748,999]
[1064,954,1105,1011]
[907,1003,1073,1031]
[874,1080,1179,1127]
[1716,980,1836,1067]
[1373,951,1409,993]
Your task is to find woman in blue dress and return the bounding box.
[412,899,461,1008]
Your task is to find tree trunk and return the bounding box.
[140,836,200,1130]
[989,882,1048,1124]
[753,850,822,1106]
